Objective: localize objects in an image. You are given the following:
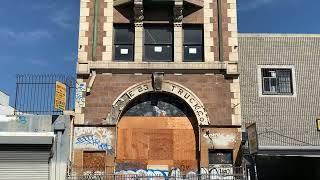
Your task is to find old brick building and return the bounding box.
[73,0,241,175]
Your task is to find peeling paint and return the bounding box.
[204,133,236,147]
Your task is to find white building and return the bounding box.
[0,91,14,121]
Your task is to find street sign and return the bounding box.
[246,123,259,154]
[54,81,67,111]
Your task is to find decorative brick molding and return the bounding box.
[203,0,214,62]
[174,23,183,63]
[108,80,210,125]
[87,61,227,70]
[133,0,144,62]
[102,0,113,62]
[230,77,241,125]
[227,0,238,62]
[78,0,91,63]
[82,74,233,125]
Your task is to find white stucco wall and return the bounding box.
[0,91,14,116]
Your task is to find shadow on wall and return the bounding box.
[256,155,320,180]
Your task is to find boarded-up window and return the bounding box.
[144,25,173,62]
[183,25,203,62]
[208,150,233,164]
[83,151,106,170]
[114,24,134,61]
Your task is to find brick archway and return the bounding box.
[107,80,210,126]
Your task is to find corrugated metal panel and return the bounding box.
[0,150,50,180]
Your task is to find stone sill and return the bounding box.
[88,61,228,70]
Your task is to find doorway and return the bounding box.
[115,92,199,173]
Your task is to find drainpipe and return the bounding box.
[217,0,224,62]
[92,0,99,61]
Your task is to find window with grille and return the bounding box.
[144,25,173,62]
[183,25,203,62]
[113,24,134,61]
[261,68,293,95]
[209,150,233,164]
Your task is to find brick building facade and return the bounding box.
[73,0,241,175]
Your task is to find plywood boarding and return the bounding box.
[83,151,106,169]
[116,116,197,171]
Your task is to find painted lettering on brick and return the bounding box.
[111,81,210,125]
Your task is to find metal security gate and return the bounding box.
[0,145,51,180]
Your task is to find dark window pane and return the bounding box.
[209,150,233,164]
[114,25,134,44]
[114,45,134,61]
[183,45,203,62]
[263,77,276,93]
[277,70,292,93]
[144,45,172,61]
[263,78,270,92]
[184,26,203,44]
[144,26,172,44]
[261,68,293,95]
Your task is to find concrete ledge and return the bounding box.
[239,33,320,38]
[0,132,54,144]
[88,61,227,70]
[258,146,320,157]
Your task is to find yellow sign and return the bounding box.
[54,81,67,111]
[317,119,320,131]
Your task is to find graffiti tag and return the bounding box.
[17,116,27,124]
[75,135,113,154]
[74,127,113,154]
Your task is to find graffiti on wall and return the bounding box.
[17,116,28,124]
[201,165,234,180]
[116,162,146,171]
[74,127,113,154]
[80,167,236,180]
[115,166,234,179]
[116,169,169,177]
[75,82,86,108]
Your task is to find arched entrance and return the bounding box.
[116,92,198,173]
[110,80,210,174]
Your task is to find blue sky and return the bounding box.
[1,0,320,105]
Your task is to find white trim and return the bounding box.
[0,132,54,137]
[239,33,320,38]
[258,154,320,158]
[259,146,320,150]
[257,65,297,98]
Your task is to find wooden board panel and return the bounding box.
[118,117,194,129]
[173,129,196,160]
[83,151,106,169]
[116,116,197,171]
[148,129,173,160]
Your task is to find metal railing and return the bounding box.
[68,166,247,180]
[14,74,76,115]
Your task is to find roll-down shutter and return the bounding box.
[0,145,51,180]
